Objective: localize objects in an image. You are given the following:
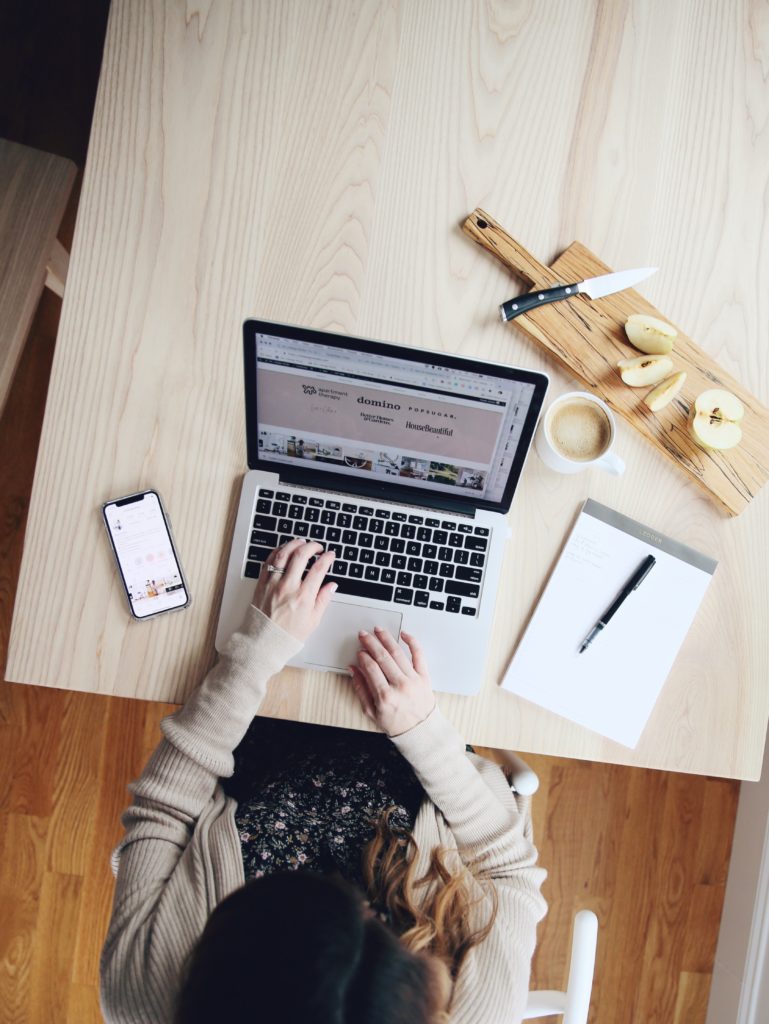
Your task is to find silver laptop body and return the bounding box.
[216,320,548,696]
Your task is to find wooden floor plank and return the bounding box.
[0,686,64,817]
[694,777,740,885]
[602,766,667,1013]
[46,692,113,876]
[28,871,83,1024]
[681,883,726,974]
[634,773,708,1023]
[66,982,103,1024]
[673,972,712,1024]
[71,694,156,988]
[0,814,49,1024]
[141,700,177,764]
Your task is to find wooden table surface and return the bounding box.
[7,0,769,779]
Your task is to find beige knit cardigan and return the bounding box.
[100,606,547,1023]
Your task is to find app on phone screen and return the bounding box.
[104,493,188,617]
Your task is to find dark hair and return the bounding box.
[174,872,449,1024]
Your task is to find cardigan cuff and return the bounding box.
[226,604,305,675]
[389,705,465,768]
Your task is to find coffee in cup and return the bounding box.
[535,391,625,476]
[548,398,612,462]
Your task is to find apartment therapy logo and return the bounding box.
[300,383,346,401]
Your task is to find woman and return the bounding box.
[100,539,547,1023]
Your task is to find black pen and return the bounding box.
[579,554,656,653]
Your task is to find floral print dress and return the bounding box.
[224,718,424,909]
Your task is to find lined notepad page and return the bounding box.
[501,499,717,748]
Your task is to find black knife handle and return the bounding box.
[499,282,580,322]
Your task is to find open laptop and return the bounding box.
[215,320,548,695]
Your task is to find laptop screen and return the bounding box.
[244,321,548,513]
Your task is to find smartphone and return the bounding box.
[102,490,191,619]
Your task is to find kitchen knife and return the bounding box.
[499,266,658,322]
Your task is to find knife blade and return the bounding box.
[499,266,657,322]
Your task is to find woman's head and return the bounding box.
[174,872,450,1024]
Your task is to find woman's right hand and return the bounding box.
[348,627,435,737]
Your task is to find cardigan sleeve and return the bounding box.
[390,706,533,854]
[100,606,302,1023]
[391,707,547,1024]
[109,606,302,883]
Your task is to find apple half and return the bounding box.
[688,388,744,451]
[625,314,677,355]
[617,354,673,387]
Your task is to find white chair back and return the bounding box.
[522,910,598,1023]
[498,750,598,1023]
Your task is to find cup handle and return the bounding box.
[598,450,625,476]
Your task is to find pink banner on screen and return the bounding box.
[258,370,502,462]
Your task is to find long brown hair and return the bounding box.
[362,807,498,985]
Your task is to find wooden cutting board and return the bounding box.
[463,208,769,517]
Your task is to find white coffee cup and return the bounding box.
[535,391,625,476]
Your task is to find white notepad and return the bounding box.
[501,499,717,748]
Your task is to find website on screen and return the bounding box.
[255,335,536,503]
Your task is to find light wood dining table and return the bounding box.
[7,0,769,779]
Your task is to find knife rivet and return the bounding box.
[566,287,571,294]
[512,303,518,310]
[538,293,544,300]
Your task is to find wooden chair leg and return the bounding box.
[45,238,69,297]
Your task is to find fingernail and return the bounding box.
[331,583,338,592]
[359,629,368,637]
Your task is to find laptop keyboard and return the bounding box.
[243,488,489,616]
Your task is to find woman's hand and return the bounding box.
[349,627,435,737]
[252,540,337,642]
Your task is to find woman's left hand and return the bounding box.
[349,627,435,737]
[252,539,337,642]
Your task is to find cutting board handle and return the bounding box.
[462,208,558,288]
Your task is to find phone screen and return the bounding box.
[103,491,190,618]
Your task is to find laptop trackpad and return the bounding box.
[292,600,404,674]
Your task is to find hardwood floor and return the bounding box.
[0,4,740,1021]
[514,754,738,1022]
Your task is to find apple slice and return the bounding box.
[644,371,687,412]
[625,314,677,354]
[688,388,744,451]
[617,354,673,387]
